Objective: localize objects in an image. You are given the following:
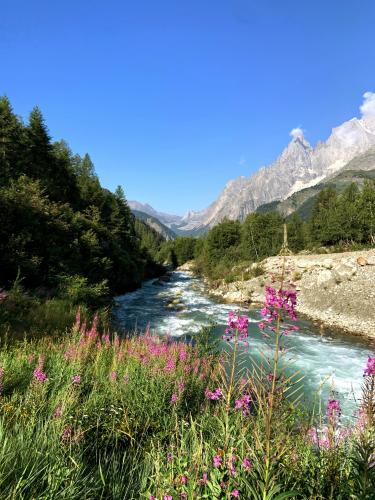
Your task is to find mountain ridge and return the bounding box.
[129,93,375,233]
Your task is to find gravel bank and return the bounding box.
[196,250,375,340]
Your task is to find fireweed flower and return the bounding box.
[72,374,81,385]
[223,311,249,342]
[164,496,173,500]
[231,490,240,498]
[53,406,62,418]
[181,475,187,484]
[364,357,375,377]
[327,398,341,420]
[213,455,222,467]
[110,371,117,381]
[242,457,252,470]
[167,452,173,462]
[259,286,299,336]
[62,426,72,442]
[33,367,48,383]
[171,393,178,404]
[234,394,251,415]
[198,472,208,486]
[205,387,222,400]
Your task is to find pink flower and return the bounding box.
[171,393,178,404]
[110,371,117,381]
[33,367,48,383]
[364,357,375,377]
[53,406,62,418]
[205,388,222,400]
[223,311,249,341]
[242,457,252,470]
[176,380,185,392]
[181,475,187,484]
[231,490,240,497]
[327,399,341,420]
[213,455,222,467]
[164,496,173,500]
[62,426,72,442]
[72,374,81,385]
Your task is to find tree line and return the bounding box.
[0,96,164,303]
[159,181,375,280]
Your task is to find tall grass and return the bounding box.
[0,294,374,498]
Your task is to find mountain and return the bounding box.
[175,116,375,232]
[128,200,182,226]
[129,94,375,234]
[257,146,375,219]
[131,209,176,240]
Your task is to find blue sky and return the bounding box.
[2,0,375,214]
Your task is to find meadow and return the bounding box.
[0,280,374,500]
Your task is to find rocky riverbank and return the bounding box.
[179,250,375,340]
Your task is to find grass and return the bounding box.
[0,285,374,499]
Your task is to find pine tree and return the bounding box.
[0,96,24,185]
[357,180,375,244]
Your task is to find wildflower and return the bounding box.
[231,490,240,497]
[176,380,185,392]
[53,406,62,418]
[164,496,173,500]
[33,367,48,383]
[198,472,208,485]
[165,357,176,372]
[213,455,222,467]
[62,426,72,442]
[234,394,251,415]
[72,374,81,385]
[181,475,187,484]
[223,311,249,342]
[180,494,187,499]
[259,286,298,335]
[205,388,222,400]
[242,457,252,470]
[167,452,173,462]
[364,357,375,377]
[110,371,117,381]
[171,393,178,404]
[327,399,341,420]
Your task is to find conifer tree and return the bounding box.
[0,96,24,185]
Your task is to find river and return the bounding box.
[114,271,373,420]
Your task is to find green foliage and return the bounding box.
[194,183,375,282]
[157,236,198,267]
[241,212,284,261]
[0,96,164,311]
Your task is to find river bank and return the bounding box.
[180,249,375,340]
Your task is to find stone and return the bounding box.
[315,269,336,288]
[356,256,368,266]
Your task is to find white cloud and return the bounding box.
[289,127,304,140]
[239,155,246,166]
[360,91,375,119]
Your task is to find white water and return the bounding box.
[114,271,373,419]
